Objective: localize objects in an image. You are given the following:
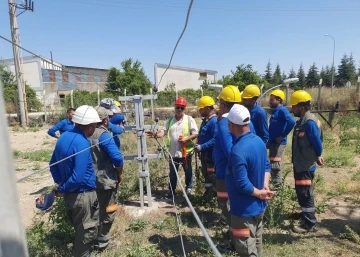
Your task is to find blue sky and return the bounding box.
[0,0,359,82]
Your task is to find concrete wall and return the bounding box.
[6,59,43,92]
[155,64,217,91]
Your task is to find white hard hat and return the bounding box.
[72,105,101,125]
[225,104,251,125]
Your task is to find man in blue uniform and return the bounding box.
[214,85,242,229]
[194,96,218,196]
[241,84,269,144]
[215,85,260,233]
[290,90,324,233]
[90,106,124,250]
[226,104,273,256]
[268,89,295,188]
[49,105,101,257]
[47,108,75,138]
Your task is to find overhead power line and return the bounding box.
[157,0,194,88]
[56,0,360,14]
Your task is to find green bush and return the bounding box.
[64,90,117,109]
[27,197,74,257]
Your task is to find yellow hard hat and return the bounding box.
[270,89,285,101]
[197,96,215,109]
[289,90,312,106]
[242,84,261,99]
[217,85,241,103]
[114,100,121,107]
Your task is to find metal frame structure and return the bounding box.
[118,94,162,208]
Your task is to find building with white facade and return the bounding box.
[154,63,217,91]
[2,55,62,95]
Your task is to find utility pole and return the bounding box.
[8,0,34,127]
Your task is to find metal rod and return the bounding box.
[0,78,29,257]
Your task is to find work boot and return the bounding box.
[292,223,318,234]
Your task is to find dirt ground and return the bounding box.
[11,126,56,228]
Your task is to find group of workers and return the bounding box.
[148,84,324,256]
[48,99,126,257]
[46,85,324,257]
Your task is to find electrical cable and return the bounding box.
[157,0,194,88]
[16,126,125,183]
[150,126,222,257]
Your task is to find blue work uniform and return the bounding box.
[226,132,268,217]
[49,126,99,256]
[198,114,218,188]
[47,118,74,138]
[269,105,295,145]
[108,122,124,149]
[49,127,96,193]
[110,114,125,125]
[249,104,269,144]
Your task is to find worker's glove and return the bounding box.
[194,144,201,152]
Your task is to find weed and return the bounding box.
[324,149,355,168]
[313,173,326,193]
[339,225,360,244]
[27,197,74,257]
[335,181,350,194]
[315,202,328,214]
[32,163,41,170]
[327,190,340,198]
[264,167,298,228]
[22,149,52,162]
[345,196,360,205]
[124,242,161,257]
[153,220,166,231]
[352,171,360,181]
[128,219,148,232]
[13,150,21,159]
[43,140,51,145]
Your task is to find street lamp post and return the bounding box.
[324,34,336,96]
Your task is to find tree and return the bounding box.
[106,67,121,91]
[306,63,319,87]
[164,82,176,92]
[0,64,41,112]
[264,60,272,83]
[231,64,267,90]
[282,71,287,81]
[288,68,297,78]
[336,53,357,86]
[320,65,332,87]
[297,63,306,89]
[106,58,152,95]
[272,64,282,85]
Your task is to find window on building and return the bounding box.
[199,72,207,79]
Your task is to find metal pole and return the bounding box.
[43,89,47,123]
[325,34,336,96]
[70,90,74,108]
[97,88,100,105]
[285,86,289,106]
[8,0,27,127]
[0,78,29,257]
[150,88,154,120]
[331,37,335,96]
[317,78,323,110]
